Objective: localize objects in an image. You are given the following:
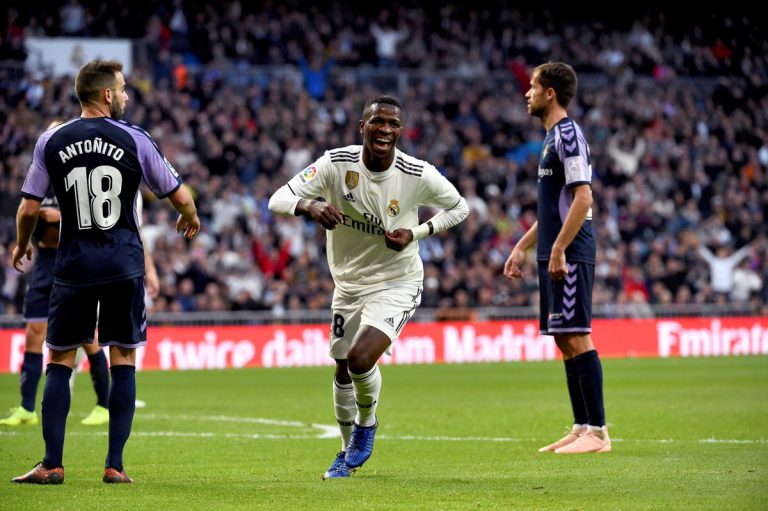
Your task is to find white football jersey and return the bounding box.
[285,145,464,297]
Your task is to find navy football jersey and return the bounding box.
[536,117,595,264]
[21,117,182,287]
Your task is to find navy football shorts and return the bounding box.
[538,261,594,335]
[46,276,147,351]
[23,247,57,322]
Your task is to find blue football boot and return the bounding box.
[344,420,378,468]
[323,451,353,479]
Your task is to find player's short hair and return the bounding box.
[75,60,123,106]
[534,62,577,108]
[363,95,403,119]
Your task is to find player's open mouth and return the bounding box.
[374,138,391,149]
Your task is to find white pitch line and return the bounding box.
[137,413,339,438]
[0,429,766,445]
[138,413,308,427]
[698,438,768,444]
[134,414,768,444]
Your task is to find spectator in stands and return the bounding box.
[696,239,753,298]
[370,11,408,68]
[731,258,762,302]
[0,2,766,316]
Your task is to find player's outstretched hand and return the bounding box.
[309,201,344,230]
[11,243,32,273]
[385,228,413,251]
[177,213,201,239]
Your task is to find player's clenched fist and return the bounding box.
[308,200,344,230]
[384,229,413,251]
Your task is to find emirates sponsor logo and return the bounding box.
[657,320,768,357]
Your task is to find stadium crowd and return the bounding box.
[1,2,766,316]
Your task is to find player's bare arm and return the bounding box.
[504,221,538,280]
[12,198,41,272]
[295,198,344,230]
[35,206,61,249]
[168,185,200,239]
[549,184,592,280]
[384,228,414,251]
[143,243,160,299]
[38,206,61,224]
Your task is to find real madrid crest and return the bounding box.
[345,171,359,190]
[387,199,400,217]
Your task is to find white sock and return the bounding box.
[68,365,77,395]
[588,425,605,432]
[69,347,86,395]
[349,365,381,427]
[333,380,356,451]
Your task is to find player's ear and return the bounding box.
[359,119,365,134]
[547,87,556,102]
[103,87,113,105]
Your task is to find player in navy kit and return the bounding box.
[504,62,610,454]
[0,187,160,429]
[0,192,61,428]
[0,189,113,428]
[10,60,200,484]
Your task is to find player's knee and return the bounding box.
[555,334,593,358]
[25,322,47,351]
[83,342,100,355]
[346,347,374,375]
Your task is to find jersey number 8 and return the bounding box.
[65,165,123,230]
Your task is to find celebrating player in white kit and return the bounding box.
[269,95,468,478]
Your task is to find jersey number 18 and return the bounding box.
[65,165,123,230]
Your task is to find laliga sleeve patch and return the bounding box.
[299,165,318,183]
[565,156,589,184]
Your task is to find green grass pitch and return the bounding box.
[0,356,766,510]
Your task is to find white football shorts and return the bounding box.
[329,284,422,360]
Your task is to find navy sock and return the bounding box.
[20,352,44,412]
[106,365,136,472]
[87,349,110,408]
[42,363,73,469]
[572,350,606,427]
[564,358,588,425]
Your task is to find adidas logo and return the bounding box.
[384,317,395,327]
[343,192,355,202]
